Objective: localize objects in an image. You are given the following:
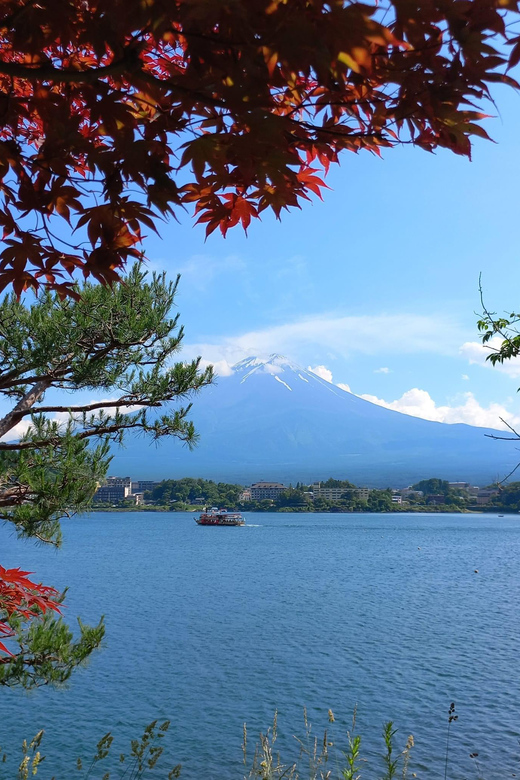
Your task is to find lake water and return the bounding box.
[1,511,520,779]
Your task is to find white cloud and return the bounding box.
[308,365,353,393]
[306,364,355,394]
[462,374,470,381]
[199,358,234,377]
[143,253,246,292]
[176,254,245,292]
[304,364,516,429]
[308,365,333,383]
[359,388,520,431]
[183,311,464,367]
[459,337,520,378]
[199,358,285,378]
[375,367,391,374]
[0,419,32,442]
[264,363,282,375]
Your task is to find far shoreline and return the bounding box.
[87,507,514,515]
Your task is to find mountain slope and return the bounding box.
[110,355,517,486]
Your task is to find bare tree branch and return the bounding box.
[484,417,520,441]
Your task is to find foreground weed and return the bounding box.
[5,708,426,780]
[16,731,44,780]
[444,703,458,780]
[293,707,332,780]
[5,722,181,780]
[244,708,415,780]
[401,735,414,780]
[469,752,484,780]
[245,710,298,779]
[341,707,363,780]
[382,722,399,780]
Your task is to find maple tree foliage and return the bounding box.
[0,562,104,687]
[0,565,60,655]
[0,0,519,295]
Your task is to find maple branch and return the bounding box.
[0,0,40,27]
[0,51,228,114]
[0,50,140,84]
[136,69,228,109]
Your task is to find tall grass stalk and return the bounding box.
[341,707,362,780]
[382,722,399,780]
[444,702,458,780]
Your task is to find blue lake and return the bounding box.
[1,511,520,779]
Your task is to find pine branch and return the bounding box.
[0,416,194,451]
[18,397,155,417]
[0,379,51,437]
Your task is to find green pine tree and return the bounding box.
[0,265,212,687]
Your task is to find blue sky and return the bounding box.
[135,84,520,431]
[3,83,520,441]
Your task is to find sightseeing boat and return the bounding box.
[195,508,245,526]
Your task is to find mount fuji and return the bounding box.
[110,354,517,487]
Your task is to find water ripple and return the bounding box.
[1,512,520,779]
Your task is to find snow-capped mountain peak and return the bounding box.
[231,354,342,393]
[233,353,296,373]
[108,354,517,486]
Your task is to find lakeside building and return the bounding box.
[94,484,131,502]
[311,484,348,501]
[95,476,500,507]
[95,475,149,504]
[400,487,424,498]
[93,484,145,504]
[475,489,499,505]
[131,480,158,494]
[105,475,132,489]
[426,494,445,505]
[250,482,286,500]
[311,483,370,501]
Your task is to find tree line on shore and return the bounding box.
[93,477,520,513]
